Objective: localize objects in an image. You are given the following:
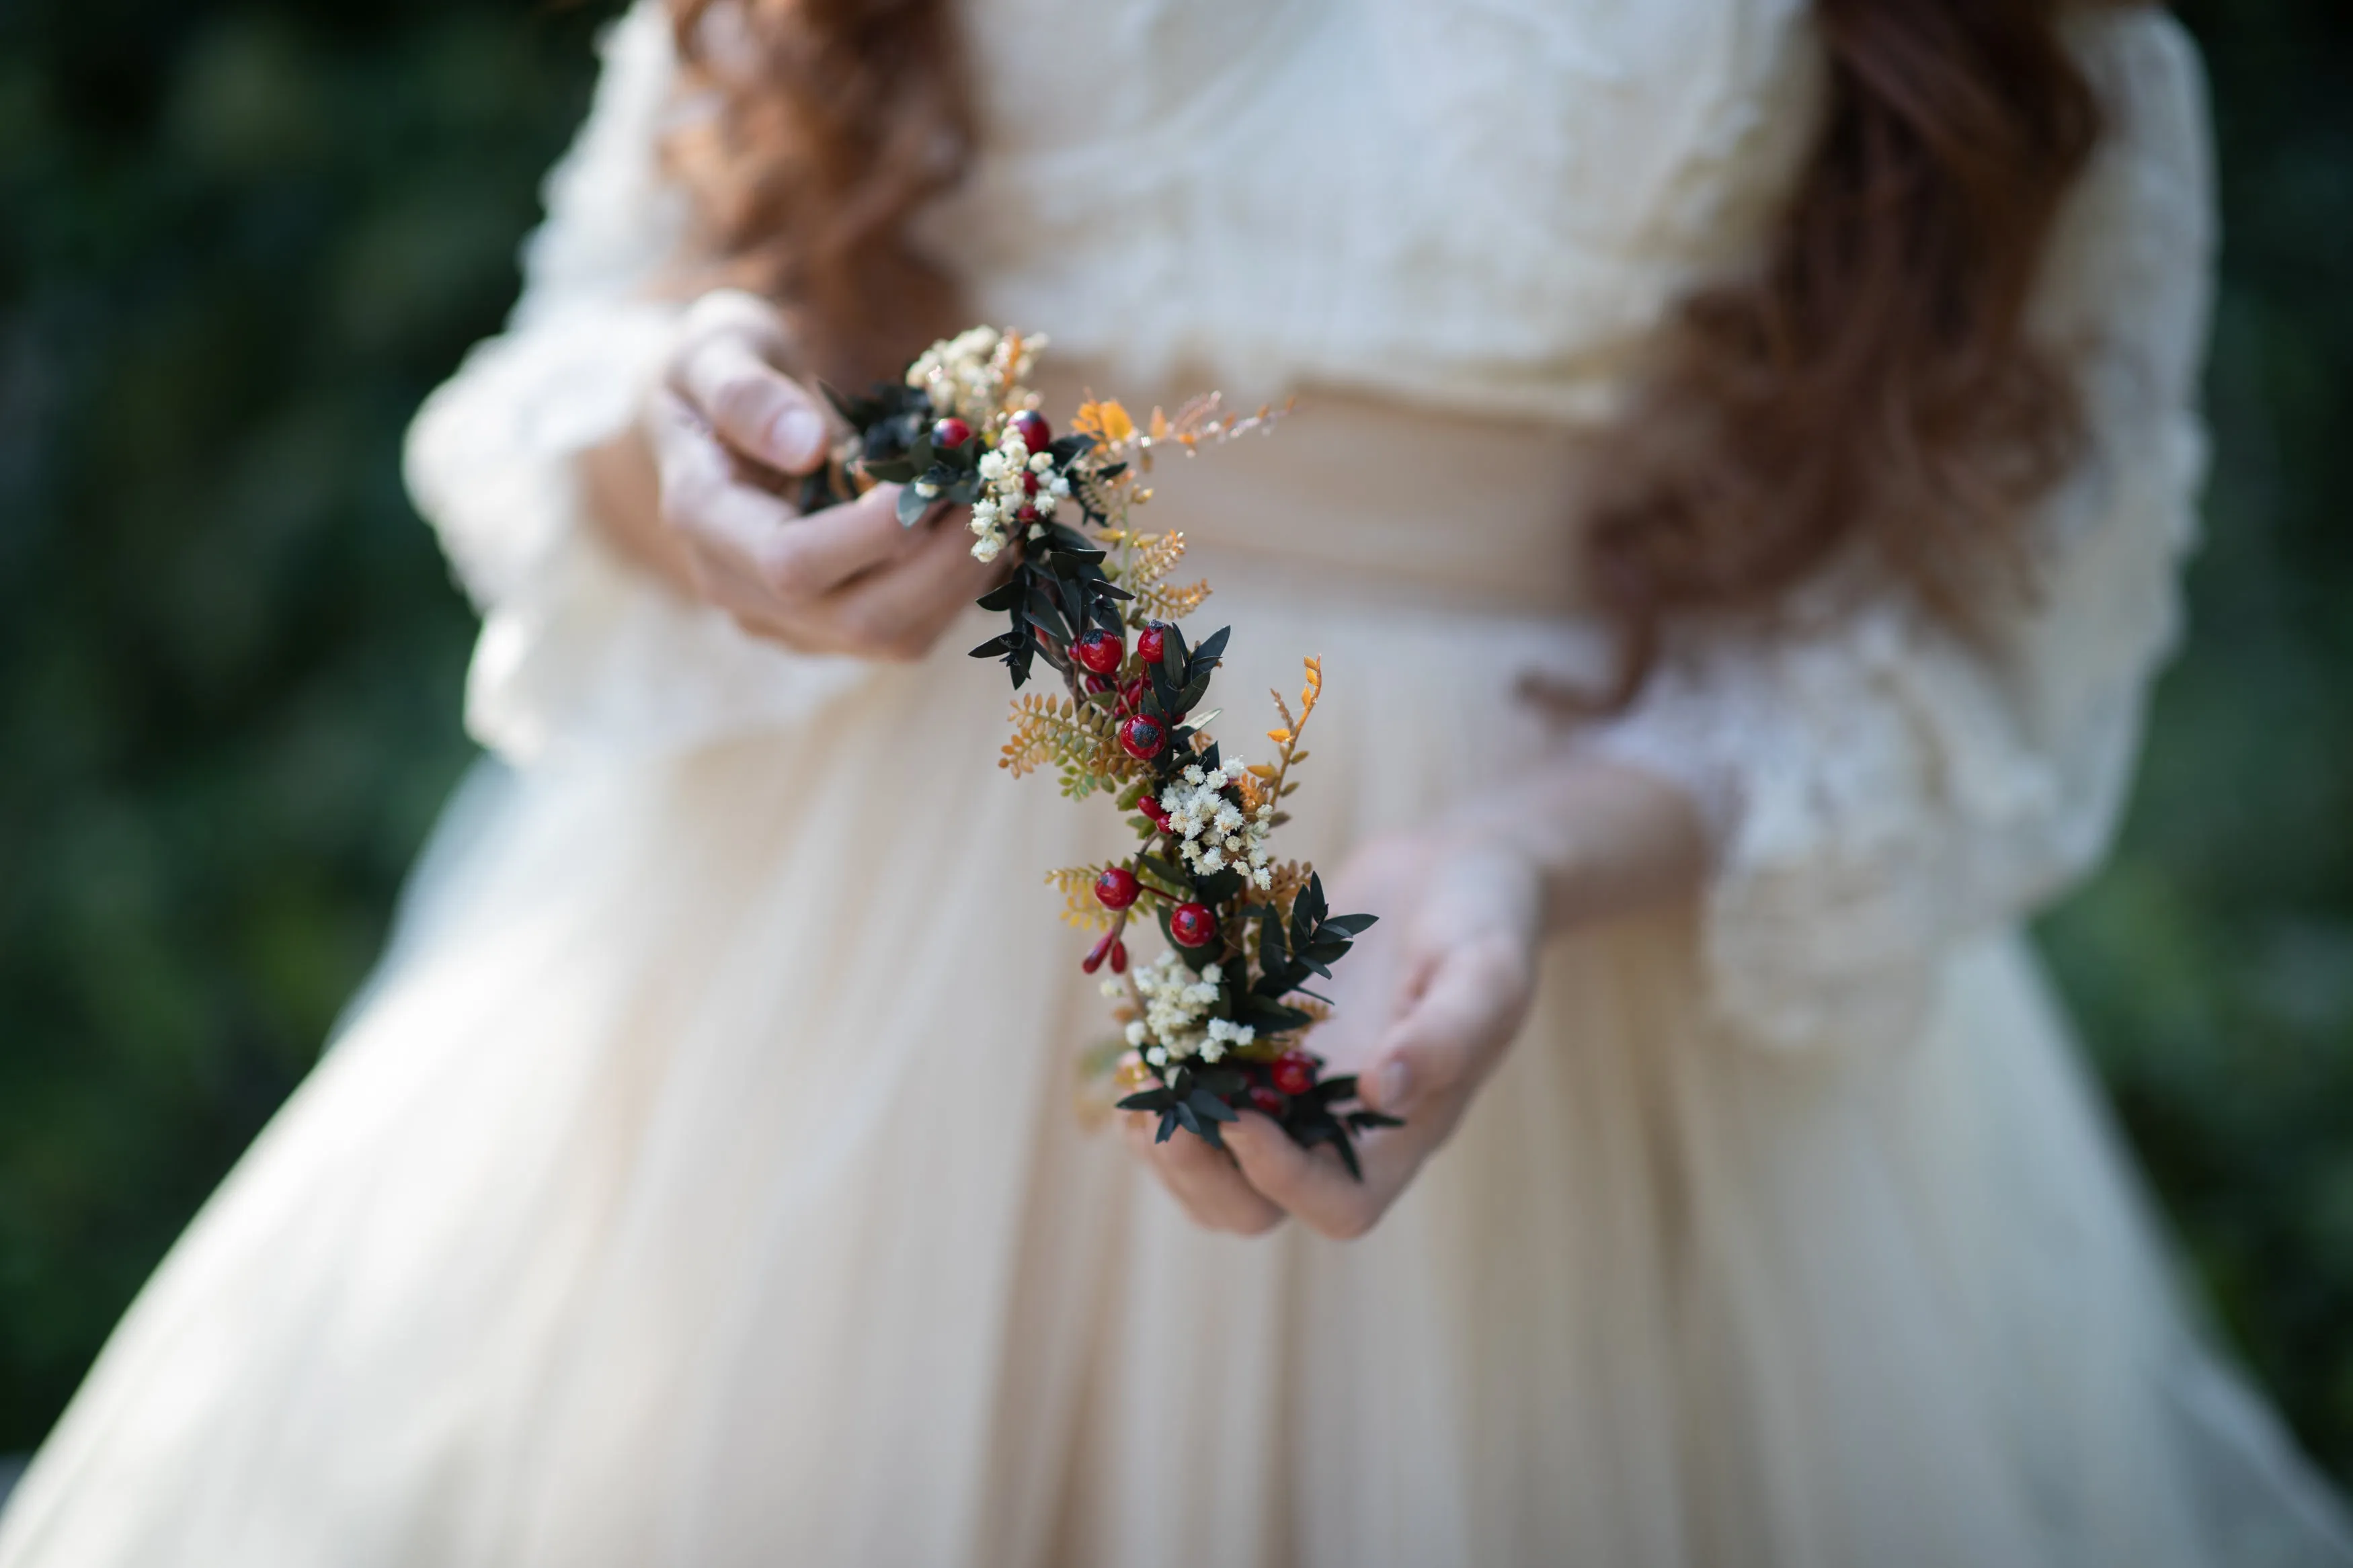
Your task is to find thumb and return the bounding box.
[675,327,831,476]
[1358,940,1526,1118]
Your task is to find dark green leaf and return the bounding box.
[1187,1088,1238,1123]
[1137,854,1192,891]
[1236,995,1312,1032]
[1186,626,1231,681]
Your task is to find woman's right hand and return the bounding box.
[619,288,1005,659]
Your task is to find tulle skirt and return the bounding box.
[1,574,2346,1567]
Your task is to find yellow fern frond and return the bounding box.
[1131,579,1212,622]
[1001,694,1112,776]
[1000,692,1135,799]
[1123,531,1188,587]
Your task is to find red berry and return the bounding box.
[1010,409,1051,452]
[1094,865,1140,911]
[1016,503,1040,524]
[1084,671,1116,696]
[1248,1085,1288,1117]
[1073,628,1125,674]
[1082,932,1117,974]
[1118,677,1148,712]
[1169,902,1217,949]
[1108,939,1128,975]
[1021,471,1040,496]
[1270,1052,1316,1098]
[1135,623,1167,665]
[1138,793,1172,832]
[932,417,972,450]
[1117,715,1165,760]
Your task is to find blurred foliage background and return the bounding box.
[0,0,2347,1489]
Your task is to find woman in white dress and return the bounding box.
[3,0,2347,1563]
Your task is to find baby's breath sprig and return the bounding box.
[817,329,1395,1171]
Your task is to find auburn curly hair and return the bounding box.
[662,0,2117,700]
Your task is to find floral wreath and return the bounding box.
[813,327,1396,1173]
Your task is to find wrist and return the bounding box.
[1443,755,1710,936]
[1422,825,1550,958]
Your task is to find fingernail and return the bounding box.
[1378,1059,1411,1110]
[772,407,826,466]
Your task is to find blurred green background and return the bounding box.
[0,0,2348,1488]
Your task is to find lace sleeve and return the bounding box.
[402,0,869,768]
[1577,13,2215,1053]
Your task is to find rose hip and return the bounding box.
[1010,409,1051,453]
[1118,715,1165,760]
[1074,628,1125,674]
[1094,866,1140,911]
[1169,902,1217,949]
[1271,1051,1316,1097]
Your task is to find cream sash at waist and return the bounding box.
[1031,366,1597,618]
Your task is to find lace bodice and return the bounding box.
[932,0,1822,419]
[404,0,2215,1053]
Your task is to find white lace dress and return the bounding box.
[5,3,2348,1565]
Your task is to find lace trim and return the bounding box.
[1578,13,2214,1053]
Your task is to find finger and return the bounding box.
[1359,936,1529,1120]
[1223,1114,1385,1241]
[673,329,829,474]
[752,483,922,604]
[649,391,801,555]
[1122,1114,1284,1235]
[816,506,1003,659]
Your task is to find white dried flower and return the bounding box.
[1156,759,1273,881]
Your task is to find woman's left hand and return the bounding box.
[1119,756,1708,1239]
[1119,829,1545,1239]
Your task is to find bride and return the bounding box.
[3,0,2348,1563]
